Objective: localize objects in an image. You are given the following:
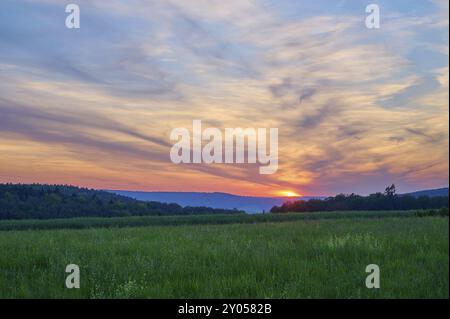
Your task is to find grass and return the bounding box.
[0,212,448,298]
[0,210,434,231]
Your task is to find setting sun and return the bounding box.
[278,191,302,197]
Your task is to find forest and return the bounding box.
[271,185,449,213]
[0,184,243,220]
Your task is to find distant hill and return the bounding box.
[403,187,449,198]
[107,190,325,213]
[0,184,243,220]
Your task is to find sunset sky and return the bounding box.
[0,0,448,196]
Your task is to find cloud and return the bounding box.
[0,98,170,159]
[0,0,448,195]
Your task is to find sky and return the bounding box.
[0,0,448,196]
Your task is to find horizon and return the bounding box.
[1,182,448,198]
[1,0,449,197]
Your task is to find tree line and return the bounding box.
[271,185,449,213]
[0,184,244,220]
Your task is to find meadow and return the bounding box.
[0,212,448,298]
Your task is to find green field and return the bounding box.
[0,212,448,298]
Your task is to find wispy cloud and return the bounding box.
[0,0,448,195]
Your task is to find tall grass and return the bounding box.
[0,210,440,231]
[0,215,448,298]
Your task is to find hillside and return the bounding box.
[271,190,449,213]
[0,184,243,220]
[108,190,325,213]
[403,187,449,198]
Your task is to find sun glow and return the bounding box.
[278,191,302,197]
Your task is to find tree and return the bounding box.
[384,184,396,197]
[270,184,448,213]
[0,184,244,220]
